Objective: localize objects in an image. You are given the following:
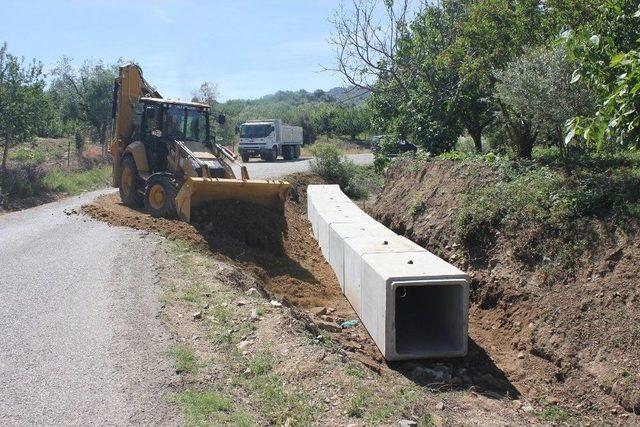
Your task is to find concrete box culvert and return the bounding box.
[328,222,396,291]
[314,205,373,258]
[307,185,351,238]
[361,251,469,360]
[306,184,469,360]
[342,232,425,317]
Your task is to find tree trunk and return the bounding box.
[469,128,482,153]
[2,131,11,177]
[99,123,107,157]
[516,135,533,159]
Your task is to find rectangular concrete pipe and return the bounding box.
[342,233,425,317]
[327,221,395,290]
[307,185,351,238]
[314,203,372,258]
[361,251,469,360]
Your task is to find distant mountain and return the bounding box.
[256,86,370,105]
[326,86,370,104]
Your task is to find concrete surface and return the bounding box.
[0,189,180,426]
[307,184,469,361]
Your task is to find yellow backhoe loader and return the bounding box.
[110,64,289,221]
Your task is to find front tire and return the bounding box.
[241,152,250,163]
[119,155,143,206]
[144,174,178,218]
[265,146,278,162]
[293,145,301,159]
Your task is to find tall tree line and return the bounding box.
[331,0,639,158]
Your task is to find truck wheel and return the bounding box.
[264,146,277,162]
[241,152,250,163]
[293,145,301,159]
[282,145,294,160]
[119,155,143,207]
[144,174,178,218]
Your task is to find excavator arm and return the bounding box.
[110,64,160,186]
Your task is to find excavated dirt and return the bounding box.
[83,168,640,423]
[369,159,640,422]
[83,174,383,367]
[83,173,532,401]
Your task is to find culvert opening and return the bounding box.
[394,283,465,356]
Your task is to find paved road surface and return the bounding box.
[0,153,372,425]
[238,152,373,180]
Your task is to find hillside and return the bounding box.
[368,156,640,421]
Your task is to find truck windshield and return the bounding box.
[240,124,273,138]
[163,105,209,143]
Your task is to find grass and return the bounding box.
[42,166,111,195]
[169,345,200,374]
[345,364,365,378]
[237,352,316,426]
[240,371,316,426]
[347,390,368,418]
[453,148,640,280]
[409,193,426,217]
[10,146,48,163]
[538,406,575,424]
[172,389,253,427]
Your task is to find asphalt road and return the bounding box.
[239,152,373,179]
[0,153,372,425]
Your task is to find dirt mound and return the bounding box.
[369,158,640,419]
[82,183,342,311]
[191,200,287,255]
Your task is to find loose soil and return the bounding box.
[82,168,638,425]
[369,159,640,423]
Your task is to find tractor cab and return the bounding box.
[132,98,220,175]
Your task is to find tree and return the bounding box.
[449,0,547,153]
[566,1,640,150]
[333,1,462,153]
[191,81,219,106]
[335,105,370,140]
[51,58,117,155]
[495,45,595,157]
[312,104,338,139]
[0,43,49,176]
[329,0,430,102]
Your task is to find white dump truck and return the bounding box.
[238,119,303,162]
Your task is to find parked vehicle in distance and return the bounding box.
[370,135,418,154]
[238,119,303,162]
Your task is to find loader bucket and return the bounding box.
[175,177,290,222]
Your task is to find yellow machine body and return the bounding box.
[110,63,290,220]
[176,178,290,222]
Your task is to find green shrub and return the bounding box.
[309,142,372,198]
[455,153,640,276]
[10,146,47,164]
[0,164,47,198]
[42,167,111,195]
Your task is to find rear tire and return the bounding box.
[119,155,143,207]
[241,152,250,163]
[144,174,178,218]
[293,145,301,159]
[282,145,294,160]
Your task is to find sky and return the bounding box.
[1,0,348,101]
